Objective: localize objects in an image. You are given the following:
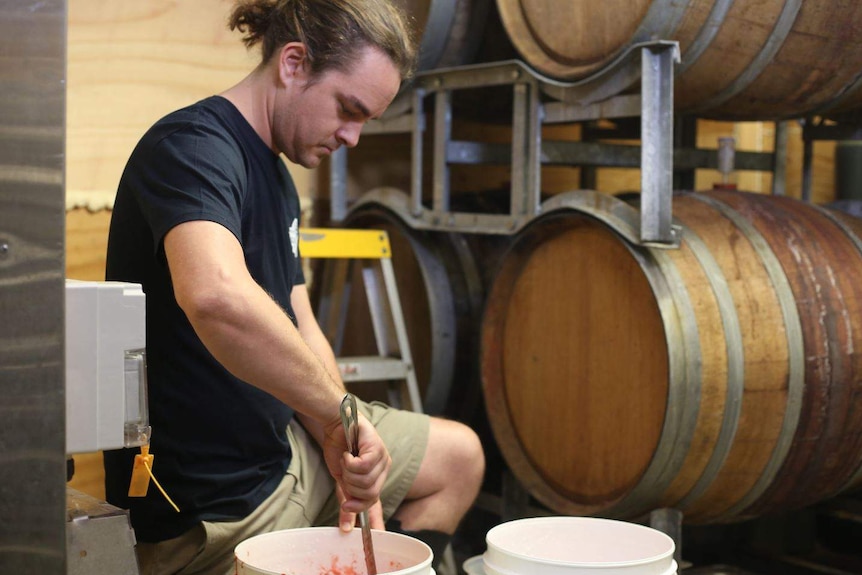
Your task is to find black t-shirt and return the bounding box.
[103,96,305,542]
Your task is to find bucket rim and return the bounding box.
[485,517,675,568]
[234,526,433,575]
[480,556,679,575]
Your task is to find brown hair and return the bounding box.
[229,0,417,81]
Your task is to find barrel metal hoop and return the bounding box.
[540,190,642,244]
[688,0,803,113]
[417,0,459,71]
[676,0,735,75]
[353,187,416,222]
[404,226,458,414]
[812,205,862,260]
[346,187,459,414]
[606,245,702,518]
[542,191,701,517]
[807,70,862,117]
[541,41,680,107]
[630,0,690,47]
[670,222,746,510]
[687,193,805,518]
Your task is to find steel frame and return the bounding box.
[329,40,786,246]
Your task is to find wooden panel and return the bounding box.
[66,0,313,211]
[68,452,106,500]
[66,208,111,281]
[695,120,837,204]
[782,122,837,205]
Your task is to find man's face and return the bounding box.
[274,45,401,168]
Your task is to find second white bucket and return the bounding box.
[483,517,676,575]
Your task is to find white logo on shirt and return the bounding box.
[289,218,299,258]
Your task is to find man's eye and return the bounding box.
[340,103,361,120]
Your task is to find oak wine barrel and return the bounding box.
[311,189,486,417]
[480,189,862,523]
[495,0,862,119]
[398,0,490,72]
[388,0,518,118]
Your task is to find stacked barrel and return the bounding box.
[496,0,862,120]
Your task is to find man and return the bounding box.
[103,1,485,573]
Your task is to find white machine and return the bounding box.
[65,279,150,454]
[65,279,148,575]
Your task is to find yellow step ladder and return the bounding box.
[299,228,423,413]
[301,228,458,573]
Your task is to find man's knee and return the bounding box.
[456,422,485,480]
[431,418,485,488]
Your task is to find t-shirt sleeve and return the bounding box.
[128,122,246,256]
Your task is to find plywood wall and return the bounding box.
[594,120,835,204]
[66,0,314,212]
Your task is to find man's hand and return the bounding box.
[323,410,391,530]
[334,487,386,532]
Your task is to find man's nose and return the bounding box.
[336,122,362,148]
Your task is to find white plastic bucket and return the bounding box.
[463,555,485,574]
[473,558,678,575]
[480,558,678,575]
[234,527,433,575]
[483,517,676,575]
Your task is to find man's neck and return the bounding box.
[220,66,275,150]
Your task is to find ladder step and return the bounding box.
[337,356,411,382]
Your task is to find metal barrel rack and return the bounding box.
[329,39,787,247]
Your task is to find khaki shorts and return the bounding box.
[135,400,429,575]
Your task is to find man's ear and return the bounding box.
[278,42,309,84]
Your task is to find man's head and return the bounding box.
[229,0,417,84]
[267,42,402,168]
[228,0,416,167]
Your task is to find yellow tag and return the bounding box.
[128,450,154,497]
[126,445,180,511]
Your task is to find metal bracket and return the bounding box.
[800,117,862,203]
[649,508,684,566]
[640,43,680,246]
